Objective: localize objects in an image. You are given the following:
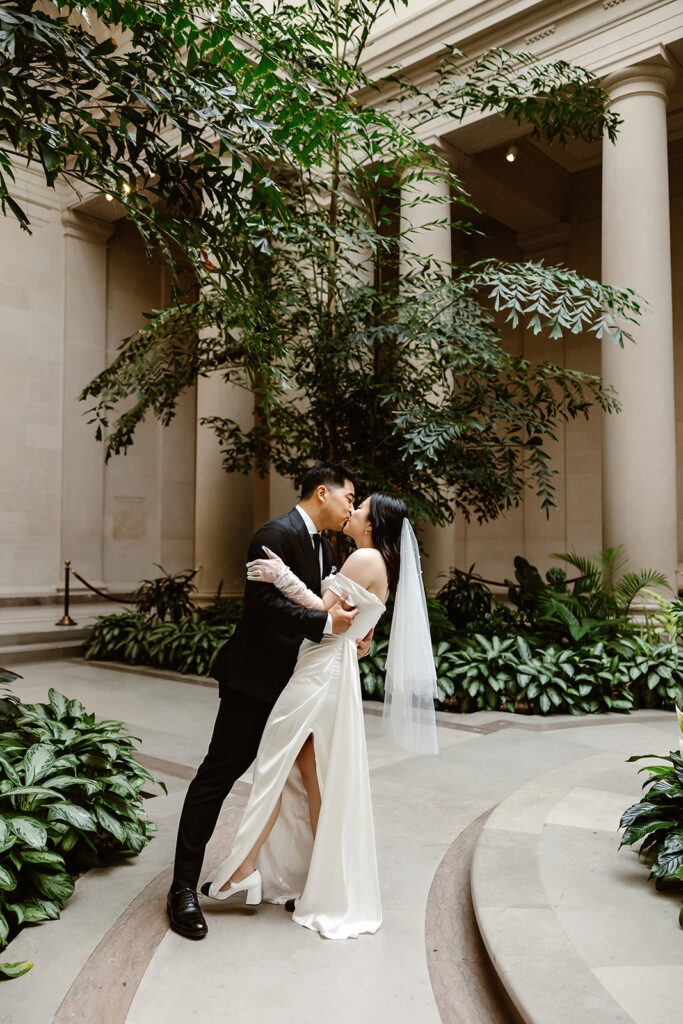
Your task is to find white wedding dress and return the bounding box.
[204,573,386,939]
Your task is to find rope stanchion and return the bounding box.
[448,565,584,590]
[55,563,138,626]
[71,569,138,604]
[55,560,77,626]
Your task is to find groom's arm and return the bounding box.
[244,524,328,643]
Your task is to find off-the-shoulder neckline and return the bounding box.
[333,572,386,608]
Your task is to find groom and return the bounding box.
[167,462,365,939]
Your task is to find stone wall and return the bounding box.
[0,172,65,596]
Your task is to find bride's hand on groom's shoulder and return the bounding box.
[246,546,287,584]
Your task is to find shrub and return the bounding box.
[85,611,234,676]
[0,668,163,978]
[359,629,683,715]
[133,565,199,623]
[619,750,683,928]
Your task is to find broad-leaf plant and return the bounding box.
[0,667,164,979]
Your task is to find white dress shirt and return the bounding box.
[295,505,333,635]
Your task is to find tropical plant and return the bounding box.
[134,565,198,623]
[0,668,163,978]
[435,568,495,633]
[84,610,234,676]
[641,590,683,645]
[503,548,669,645]
[358,624,683,716]
[437,634,519,712]
[553,546,669,613]
[81,0,642,529]
[195,583,244,629]
[619,751,683,928]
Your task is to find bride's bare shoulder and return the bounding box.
[342,548,384,569]
[340,548,386,586]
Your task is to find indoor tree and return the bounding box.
[80,0,641,527]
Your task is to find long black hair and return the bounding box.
[369,494,408,591]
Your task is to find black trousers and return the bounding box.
[171,688,273,892]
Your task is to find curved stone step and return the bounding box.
[471,743,682,1024]
[426,809,522,1024]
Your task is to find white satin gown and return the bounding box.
[204,573,386,939]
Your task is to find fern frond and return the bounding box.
[551,551,600,589]
[598,545,629,592]
[615,570,670,613]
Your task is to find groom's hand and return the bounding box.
[329,598,359,634]
[356,628,374,660]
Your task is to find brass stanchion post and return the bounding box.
[55,559,77,626]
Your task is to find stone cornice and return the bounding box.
[363,0,682,82]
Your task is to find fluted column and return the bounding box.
[399,158,461,589]
[60,209,113,583]
[601,64,677,589]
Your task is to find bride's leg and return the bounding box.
[221,734,320,891]
[296,735,321,839]
[221,795,282,889]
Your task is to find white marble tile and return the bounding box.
[548,721,676,751]
[594,966,683,1024]
[546,787,633,832]
[126,902,441,1024]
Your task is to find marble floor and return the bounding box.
[1,659,679,1024]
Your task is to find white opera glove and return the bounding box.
[246,546,324,610]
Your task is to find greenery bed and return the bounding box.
[85,570,239,677]
[85,552,683,716]
[0,668,163,980]
[362,548,683,714]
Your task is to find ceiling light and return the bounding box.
[105,193,113,202]
[505,145,518,163]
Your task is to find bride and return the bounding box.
[200,493,437,939]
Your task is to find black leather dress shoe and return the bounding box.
[285,899,296,913]
[167,887,207,939]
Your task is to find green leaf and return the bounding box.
[0,866,16,892]
[48,690,68,720]
[7,816,47,849]
[0,960,33,979]
[22,744,55,785]
[95,806,127,843]
[21,849,65,867]
[48,804,96,831]
[27,870,75,902]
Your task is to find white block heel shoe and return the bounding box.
[200,870,262,905]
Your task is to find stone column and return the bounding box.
[516,224,570,572]
[601,64,677,588]
[399,157,461,589]
[60,209,113,583]
[194,371,254,596]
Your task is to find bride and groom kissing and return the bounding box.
[167,461,438,941]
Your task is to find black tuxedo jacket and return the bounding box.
[211,509,336,704]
